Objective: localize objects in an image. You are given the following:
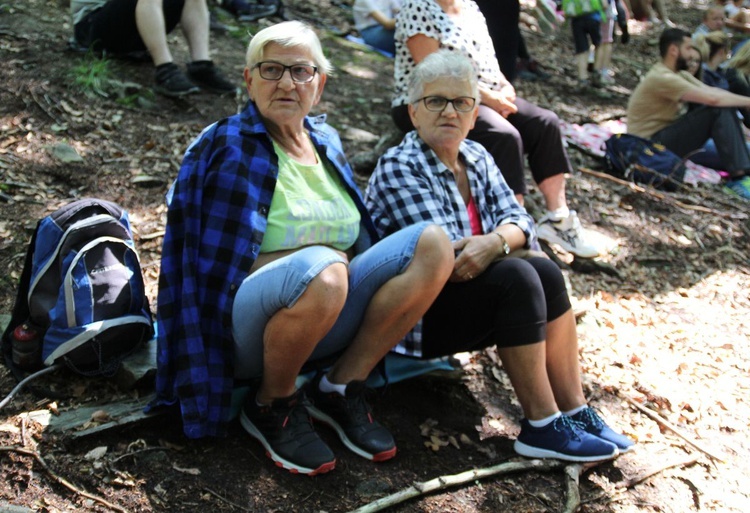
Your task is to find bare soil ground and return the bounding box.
[1,1,749,512]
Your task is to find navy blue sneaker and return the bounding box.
[571,407,635,453]
[240,389,336,475]
[514,415,618,462]
[306,376,397,462]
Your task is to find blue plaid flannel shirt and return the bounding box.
[364,131,536,356]
[152,101,378,438]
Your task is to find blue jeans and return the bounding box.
[360,24,396,55]
[231,222,430,379]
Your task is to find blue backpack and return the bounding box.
[604,133,686,192]
[2,198,153,377]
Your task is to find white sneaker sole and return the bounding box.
[307,405,397,462]
[239,411,335,475]
[514,440,618,462]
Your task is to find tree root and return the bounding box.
[0,445,129,513]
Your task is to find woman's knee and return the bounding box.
[304,262,349,313]
[414,224,454,274]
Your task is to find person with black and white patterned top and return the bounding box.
[391,0,602,258]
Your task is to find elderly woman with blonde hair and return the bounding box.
[367,49,634,463]
[154,20,454,476]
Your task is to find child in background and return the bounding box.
[353,0,401,55]
[562,0,610,90]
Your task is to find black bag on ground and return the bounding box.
[604,133,687,192]
[1,198,153,378]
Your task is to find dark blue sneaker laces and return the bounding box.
[570,407,635,453]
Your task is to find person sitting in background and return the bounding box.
[367,50,634,462]
[154,20,454,476]
[726,39,750,97]
[627,28,750,199]
[220,0,279,21]
[71,0,236,97]
[693,5,728,39]
[392,0,602,258]
[695,31,731,89]
[353,0,401,55]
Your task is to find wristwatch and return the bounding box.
[493,231,510,257]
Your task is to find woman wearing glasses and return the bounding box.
[390,0,601,259]
[155,21,454,476]
[367,50,634,462]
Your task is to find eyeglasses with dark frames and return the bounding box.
[254,61,318,83]
[415,96,476,112]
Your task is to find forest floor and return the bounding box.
[0,0,749,512]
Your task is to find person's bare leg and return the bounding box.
[258,263,348,404]
[543,310,587,411]
[326,225,453,384]
[575,51,589,82]
[595,42,613,74]
[537,173,567,212]
[180,0,211,62]
[135,0,173,65]
[497,342,559,420]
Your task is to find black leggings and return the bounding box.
[421,257,571,358]
[74,0,185,55]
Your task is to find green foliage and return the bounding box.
[70,53,113,97]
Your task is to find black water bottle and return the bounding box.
[11,323,42,371]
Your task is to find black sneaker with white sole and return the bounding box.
[306,375,397,462]
[186,60,237,95]
[154,63,199,97]
[240,389,336,476]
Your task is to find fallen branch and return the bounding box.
[0,446,129,513]
[621,394,726,463]
[347,459,564,513]
[617,455,700,490]
[577,167,744,219]
[582,455,700,507]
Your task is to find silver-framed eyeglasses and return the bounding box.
[416,96,476,112]
[254,61,318,83]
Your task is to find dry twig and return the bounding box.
[0,445,129,513]
[577,167,745,219]
[347,459,564,513]
[622,394,726,463]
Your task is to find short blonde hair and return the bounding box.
[245,21,333,75]
[728,40,750,75]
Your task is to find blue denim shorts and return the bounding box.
[231,222,430,379]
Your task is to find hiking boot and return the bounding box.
[154,63,199,97]
[514,415,619,462]
[306,375,397,462]
[186,60,237,94]
[239,389,336,475]
[222,0,277,21]
[725,176,750,200]
[537,210,600,258]
[570,407,635,453]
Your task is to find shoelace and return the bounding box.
[552,415,585,442]
[345,387,375,426]
[281,399,317,439]
[576,407,605,431]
